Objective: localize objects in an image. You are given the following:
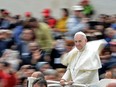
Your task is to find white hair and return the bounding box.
[74,31,87,39]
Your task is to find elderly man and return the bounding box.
[60,32,102,86]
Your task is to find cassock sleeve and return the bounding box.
[61,68,72,81]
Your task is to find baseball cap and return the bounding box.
[72,5,84,11]
[42,8,51,17]
[81,0,89,4]
[25,12,31,17]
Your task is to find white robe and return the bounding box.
[61,39,107,85]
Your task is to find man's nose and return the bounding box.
[76,43,80,46]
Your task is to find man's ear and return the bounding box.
[85,38,87,42]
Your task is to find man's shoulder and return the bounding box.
[67,15,77,22]
[39,22,50,29]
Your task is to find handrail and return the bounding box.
[47,80,87,87]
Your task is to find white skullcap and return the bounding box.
[74,31,87,39]
[72,5,84,11]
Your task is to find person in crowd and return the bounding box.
[31,71,45,79]
[97,14,111,28]
[26,18,54,53]
[79,0,94,17]
[0,61,17,87]
[99,39,116,77]
[109,39,116,61]
[24,12,34,21]
[0,48,20,70]
[41,8,57,29]
[60,32,102,86]
[43,69,58,81]
[50,37,66,69]
[54,8,69,38]
[16,76,27,87]
[66,5,88,39]
[12,20,24,44]
[0,30,8,57]
[104,62,116,79]
[99,46,111,64]
[110,14,116,30]
[56,68,66,81]
[36,62,52,73]
[104,27,116,43]
[0,11,11,29]
[61,40,75,66]
[20,41,46,66]
[17,28,36,63]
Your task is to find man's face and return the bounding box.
[74,34,87,50]
[74,10,83,17]
[110,45,116,52]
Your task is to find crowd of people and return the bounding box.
[0,0,116,87]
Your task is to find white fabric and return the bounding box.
[61,39,107,85]
[61,39,107,66]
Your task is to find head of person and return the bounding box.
[105,27,116,38]
[20,65,35,76]
[74,32,87,50]
[28,42,40,53]
[31,71,45,79]
[27,18,38,28]
[43,69,58,81]
[61,8,69,17]
[36,62,51,72]
[21,28,36,41]
[72,5,84,17]
[33,77,47,87]
[24,12,32,18]
[65,40,74,52]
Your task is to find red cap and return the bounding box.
[42,9,51,17]
[25,12,31,17]
[81,0,89,4]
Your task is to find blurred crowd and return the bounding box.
[0,0,116,87]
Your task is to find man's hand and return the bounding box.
[67,81,73,85]
[60,79,66,86]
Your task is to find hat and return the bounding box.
[42,9,51,17]
[72,5,84,11]
[25,12,31,17]
[109,39,116,45]
[81,0,89,4]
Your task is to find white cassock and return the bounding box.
[61,39,107,85]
